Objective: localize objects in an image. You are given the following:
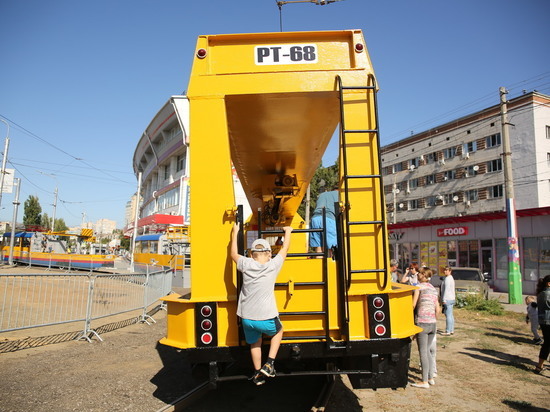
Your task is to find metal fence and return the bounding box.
[0,266,173,342]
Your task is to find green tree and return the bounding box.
[41,212,51,230]
[298,161,339,219]
[54,218,68,232]
[23,195,42,227]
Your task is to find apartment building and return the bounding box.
[381,91,550,294]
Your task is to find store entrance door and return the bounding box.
[481,248,493,284]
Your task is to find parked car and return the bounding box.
[430,267,489,299]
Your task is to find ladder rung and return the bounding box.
[341,85,376,90]
[275,282,325,287]
[347,220,384,225]
[280,311,326,316]
[345,174,381,179]
[350,269,386,274]
[282,335,326,341]
[343,129,378,134]
[286,252,324,258]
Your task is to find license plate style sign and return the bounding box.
[255,44,318,65]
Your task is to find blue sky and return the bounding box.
[1,0,549,229]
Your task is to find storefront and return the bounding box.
[388,207,550,295]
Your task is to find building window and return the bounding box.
[425,174,436,185]
[176,154,185,172]
[465,189,478,202]
[409,199,418,210]
[463,141,477,154]
[426,152,438,164]
[465,165,479,177]
[487,158,502,173]
[409,178,418,190]
[444,170,456,181]
[164,165,170,180]
[488,184,504,199]
[443,147,457,159]
[425,196,437,207]
[485,133,501,148]
[444,193,459,204]
[393,163,403,173]
[546,125,550,139]
[409,157,421,169]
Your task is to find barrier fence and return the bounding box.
[0,265,173,343]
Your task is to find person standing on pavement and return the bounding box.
[440,266,456,336]
[535,274,550,374]
[525,295,542,344]
[390,259,402,283]
[411,267,440,388]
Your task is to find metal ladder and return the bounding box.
[336,74,389,291]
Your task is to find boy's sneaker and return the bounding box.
[250,371,266,386]
[260,362,276,377]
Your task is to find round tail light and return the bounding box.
[196,48,207,59]
[373,297,384,309]
[355,43,364,53]
[374,310,385,322]
[374,324,386,336]
[201,332,213,345]
[201,319,212,331]
[201,305,212,317]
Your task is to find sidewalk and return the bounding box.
[489,290,527,314]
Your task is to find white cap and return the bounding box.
[251,239,271,252]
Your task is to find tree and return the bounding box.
[298,161,339,219]
[54,218,68,232]
[23,195,42,227]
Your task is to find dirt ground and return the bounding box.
[0,304,549,412]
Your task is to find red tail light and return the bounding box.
[195,302,218,347]
[367,294,391,339]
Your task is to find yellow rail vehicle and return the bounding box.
[160,30,420,389]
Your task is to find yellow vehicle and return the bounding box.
[160,30,420,390]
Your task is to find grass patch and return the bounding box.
[456,295,504,315]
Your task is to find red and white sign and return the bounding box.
[437,226,469,237]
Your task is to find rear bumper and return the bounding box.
[169,337,412,389]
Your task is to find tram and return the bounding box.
[159,30,420,390]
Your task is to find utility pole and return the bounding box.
[130,172,142,272]
[500,87,522,304]
[51,187,58,232]
[8,178,21,265]
[0,118,10,211]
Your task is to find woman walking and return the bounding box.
[411,267,440,388]
[535,274,550,374]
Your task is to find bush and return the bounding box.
[456,294,504,315]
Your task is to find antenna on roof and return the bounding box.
[276,0,344,31]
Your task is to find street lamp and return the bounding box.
[0,118,10,211]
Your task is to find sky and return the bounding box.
[1,0,549,229]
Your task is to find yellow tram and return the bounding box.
[160,30,420,389]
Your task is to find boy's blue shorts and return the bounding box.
[309,215,337,248]
[241,317,282,344]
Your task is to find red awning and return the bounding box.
[389,206,550,230]
[137,214,184,227]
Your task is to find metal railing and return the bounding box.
[0,265,173,343]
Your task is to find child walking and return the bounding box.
[231,222,293,385]
[525,296,542,344]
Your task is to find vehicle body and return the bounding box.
[1,230,115,270]
[158,30,420,390]
[431,267,490,299]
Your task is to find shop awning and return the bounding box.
[2,232,34,238]
[135,234,163,241]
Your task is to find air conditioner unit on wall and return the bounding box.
[438,159,445,165]
[462,152,470,160]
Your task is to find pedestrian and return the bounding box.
[525,295,542,344]
[439,266,456,336]
[231,222,293,385]
[400,262,419,285]
[309,186,338,256]
[411,267,440,388]
[390,259,402,283]
[535,274,550,374]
